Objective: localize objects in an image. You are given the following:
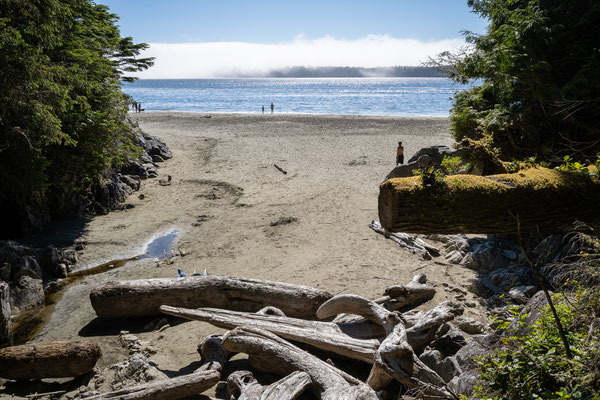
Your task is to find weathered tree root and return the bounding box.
[227,370,311,400]
[369,220,440,259]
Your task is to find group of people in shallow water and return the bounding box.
[131,102,144,112]
[262,103,275,114]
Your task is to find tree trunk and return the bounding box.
[227,370,311,400]
[0,339,101,380]
[90,275,331,319]
[378,167,600,234]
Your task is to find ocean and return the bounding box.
[122,78,472,117]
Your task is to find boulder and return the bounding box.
[505,291,548,336]
[419,349,462,383]
[448,369,479,397]
[0,282,11,342]
[453,317,486,335]
[430,326,467,356]
[0,339,102,380]
[9,276,44,315]
[384,154,433,180]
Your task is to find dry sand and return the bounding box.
[24,113,484,395]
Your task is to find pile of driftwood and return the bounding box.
[1,275,465,399]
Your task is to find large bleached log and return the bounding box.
[378,167,600,234]
[222,326,379,400]
[227,370,311,400]
[0,339,101,380]
[86,370,220,400]
[317,294,455,397]
[369,220,440,259]
[90,275,331,319]
[160,305,380,363]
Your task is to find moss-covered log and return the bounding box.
[378,168,600,234]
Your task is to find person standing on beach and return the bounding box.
[270,102,274,113]
[396,141,404,165]
[262,105,264,114]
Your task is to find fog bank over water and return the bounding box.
[138,35,464,79]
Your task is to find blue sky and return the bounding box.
[98,1,488,78]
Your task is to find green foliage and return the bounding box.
[440,155,470,175]
[435,0,600,163]
[474,290,600,399]
[0,0,153,235]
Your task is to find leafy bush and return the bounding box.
[474,290,600,399]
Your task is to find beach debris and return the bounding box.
[222,326,379,400]
[89,275,332,319]
[158,175,172,186]
[227,370,312,400]
[369,220,440,259]
[270,216,298,226]
[176,268,186,277]
[373,273,436,311]
[84,369,219,400]
[274,163,288,174]
[0,339,101,380]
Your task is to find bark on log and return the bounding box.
[378,167,600,234]
[90,275,331,319]
[160,305,380,363]
[403,301,464,351]
[0,339,101,380]
[86,370,220,400]
[227,370,311,400]
[222,326,379,400]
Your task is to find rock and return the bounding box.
[0,263,11,281]
[141,130,173,160]
[453,317,486,335]
[508,285,537,304]
[151,154,165,162]
[484,266,535,293]
[448,369,479,397]
[63,249,79,265]
[0,282,11,342]
[430,326,467,356]
[119,174,141,191]
[143,163,159,178]
[111,353,167,389]
[12,255,42,280]
[0,339,102,380]
[384,154,434,180]
[445,250,463,264]
[505,291,548,336]
[56,263,69,278]
[9,276,44,315]
[419,350,462,383]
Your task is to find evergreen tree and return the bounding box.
[0,0,153,236]
[435,0,600,163]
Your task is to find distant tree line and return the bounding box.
[0,0,153,237]
[244,66,448,78]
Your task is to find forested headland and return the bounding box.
[0,0,153,237]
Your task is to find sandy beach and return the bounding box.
[26,112,483,395]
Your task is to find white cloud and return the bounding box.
[136,35,464,78]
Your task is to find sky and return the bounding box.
[99,0,488,78]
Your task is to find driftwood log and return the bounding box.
[222,326,379,400]
[86,370,219,400]
[0,339,101,380]
[317,294,457,398]
[369,220,440,259]
[90,275,331,319]
[374,273,436,311]
[195,335,227,373]
[160,305,380,363]
[378,167,600,234]
[227,370,311,400]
